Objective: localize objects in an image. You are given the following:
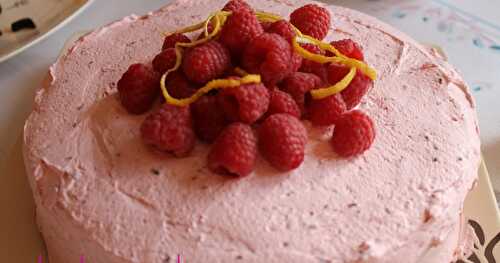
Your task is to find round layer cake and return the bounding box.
[23,0,481,262]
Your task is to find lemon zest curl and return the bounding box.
[254,11,377,98]
[161,74,261,107]
[310,67,356,99]
[159,10,378,106]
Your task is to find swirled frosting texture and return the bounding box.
[23,0,480,262]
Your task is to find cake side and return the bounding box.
[23,0,481,262]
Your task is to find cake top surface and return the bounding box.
[23,0,480,262]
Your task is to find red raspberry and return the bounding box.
[307,94,347,126]
[299,44,322,71]
[281,72,322,114]
[342,72,373,110]
[327,63,373,110]
[266,20,296,43]
[302,43,323,55]
[141,104,195,157]
[326,63,350,84]
[164,72,197,99]
[259,114,308,171]
[182,40,231,84]
[219,9,263,56]
[152,48,177,74]
[208,123,257,177]
[162,33,191,50]
[117,63,160,114]
[290,52,303,73]
[290,4,331,40]
[264,84,279,91]
[191,96,228,142]
[267,89,301,118]
[222,0,252,13]
[242,33,292,84]
[330,39,364,61]
[310,65,328,83]
[217,82,270,124]
[299,43,328,82]
[331,110,375,157]
[260,21,273,31]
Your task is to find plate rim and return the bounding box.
[0,0,95,64]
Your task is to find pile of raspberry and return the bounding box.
[117,0,376,177]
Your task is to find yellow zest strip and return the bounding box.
[175,11,226,48]
[255,11,303,38]
[293,36,377,80]
[203,12,215,38]
[254,11,304,37]
[234,67,249,76]
[254,10,376,81]
[161,74,262,107]
[255,11,283,23]
[165,21,205,36]
[311,67,356,99]
[165,11,231,36]
[296,34,346,59]
[160,11,235,106]
[159,10,377,104]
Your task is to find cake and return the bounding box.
[23,0,481,262]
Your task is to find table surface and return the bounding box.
[0,0,499,198]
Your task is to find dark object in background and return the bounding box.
[0,17,36,37]
[11,18,36,32]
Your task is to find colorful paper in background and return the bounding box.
[326,0,500,203]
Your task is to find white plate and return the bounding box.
[1,33,498,263]
[0,0,94,63]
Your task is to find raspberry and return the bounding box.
[327,63,373,110]
[182,40,231,84]
[310,64,328,83]
[342,72,373,110]
[299,44,328,82]
[152,48,177,74]
[242,33,292,84]
[281,72,322,114]
[330,39,364,61]
[307,94,346,126]
[259,114,308,171]
[267,89,301,118]
[264,84,279,91]
[208,123,257,177]
[266,20,296,43]
[260,21,273,31]
[162,33,191,50]
[300,44,322,71]
[290,4,331,40]
[117,63,160,114]
[191,96,228,142]
[222,0,252,13]
[141,104,195,157]
[196,23,215,41]
[302,43,323,55]
[290,52,303,73]
[331,110,375,157]
[217,82,270,124]
[164,71,197,99]
[219,9,263,56]
[326,63,350,84]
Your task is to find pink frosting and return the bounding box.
[23,0,481,262]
